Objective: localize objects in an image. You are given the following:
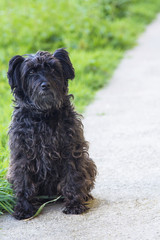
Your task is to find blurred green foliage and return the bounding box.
[0,0,160,214]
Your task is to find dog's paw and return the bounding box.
[13,209,35,220]
[63,203,89,215]
[13,201,36,220]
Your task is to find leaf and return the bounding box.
[24,195,62,221]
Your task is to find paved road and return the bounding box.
[1,15,160,240]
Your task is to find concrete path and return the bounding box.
[1,14,160,240]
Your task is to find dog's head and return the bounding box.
[7,49,75,111]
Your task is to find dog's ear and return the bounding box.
[7,55,25,94]
[53,48,75,80]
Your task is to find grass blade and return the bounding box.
[24,195,62,221]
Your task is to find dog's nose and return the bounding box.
[41,82,50,90]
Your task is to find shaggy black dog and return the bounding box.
[7,48,97,220]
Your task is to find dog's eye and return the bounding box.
[28,69,35,75]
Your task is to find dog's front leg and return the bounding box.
[13,181,37,220]
[9,164,37,220]
[60,162,89,215]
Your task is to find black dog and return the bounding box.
[7,49,97,220]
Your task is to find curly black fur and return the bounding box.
[7,49,97,220]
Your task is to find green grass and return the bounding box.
[0,169,15,215]
[0,0,160,215]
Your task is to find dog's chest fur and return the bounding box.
[9,106,75,183]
